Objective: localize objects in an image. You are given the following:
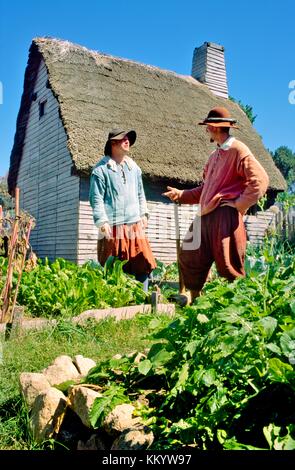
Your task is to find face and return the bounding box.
[112,135,130,153]
[206,124,217,142]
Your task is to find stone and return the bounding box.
[73,355,96,376]
[103,404,140,436]
[19,372,51,408]
[112,354,122,360]
[111,425,154,450]
[30,387,67,443]
[69,385,102,428]
[43,355,80,386]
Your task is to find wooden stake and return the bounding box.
[14,187,20,217]
[10,219,33,325]
[0,205,2,255]
[174,203,185,294]
[0,188,20,323]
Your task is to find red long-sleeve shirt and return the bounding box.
[179,138,269,215]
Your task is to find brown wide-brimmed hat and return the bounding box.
[198,107,239,128]
[104,129,136,156]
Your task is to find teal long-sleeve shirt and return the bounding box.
[89,156,148,227]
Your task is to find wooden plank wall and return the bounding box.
[244,205,295,244]
[77,178,286,266]
[17,60,80,262]
[77,177,98,264]
[77,184,199,266]
[191,42,228,99]
[191,44,207,83]
[205,43,228,99]
[146,201,199,264]
[244,209,277,244]
[287,207,295,240]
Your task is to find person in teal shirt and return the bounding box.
[89,129,156,291]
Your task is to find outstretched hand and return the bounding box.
[162,186,183,202]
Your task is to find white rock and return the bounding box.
[103,404,140,436]
[112,354,122,360]
[30,387,67,443]
[70,385,102,428]
[43,355,80,386]
[73,355,96,376]
[111,425,154,450]
[19,372,51,408]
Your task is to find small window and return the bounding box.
[39,100,47,119]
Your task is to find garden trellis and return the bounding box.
[0,188,35,327]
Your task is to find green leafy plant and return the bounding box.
[1,256,147,318]
[83,236,295,450]
[89,384,129,428]
[152,260,179,284]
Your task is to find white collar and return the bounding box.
[102,156,136,172]
[218,136,235,150]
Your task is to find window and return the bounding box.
[39,99,47,119]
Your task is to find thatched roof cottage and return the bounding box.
[8,38,286,263]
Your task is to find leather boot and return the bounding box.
[190,290,200,304]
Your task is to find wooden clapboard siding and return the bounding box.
[77,177,97,265]
[244,209,277,244]
[146,201,199,264]
[77,176,200,265]
[77,173,281,265]
[16,59,79,263]
[77,202,97,264]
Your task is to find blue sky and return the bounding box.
[0,0,294,176]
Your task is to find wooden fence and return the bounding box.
[147,202,295,264]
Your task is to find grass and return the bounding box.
[0,313,172,450]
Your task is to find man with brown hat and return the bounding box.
[89,129,156,291]
[163,107,269,305]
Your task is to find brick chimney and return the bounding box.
[191,42,228,99]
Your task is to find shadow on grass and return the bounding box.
[0,395,33,449]
[0,395,72,450]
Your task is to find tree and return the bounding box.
[271,146,295,186]
[0,176,13,209]
[229,96,257,124]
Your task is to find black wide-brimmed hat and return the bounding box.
[198,107,239,128]
[108,129,136,145]
[104,129,136,156]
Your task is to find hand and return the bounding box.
[162,186,183,202]
[100,222,112,239]
[220,199,237,209]
[141,215,148,229]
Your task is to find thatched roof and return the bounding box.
[8,37,286,192]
